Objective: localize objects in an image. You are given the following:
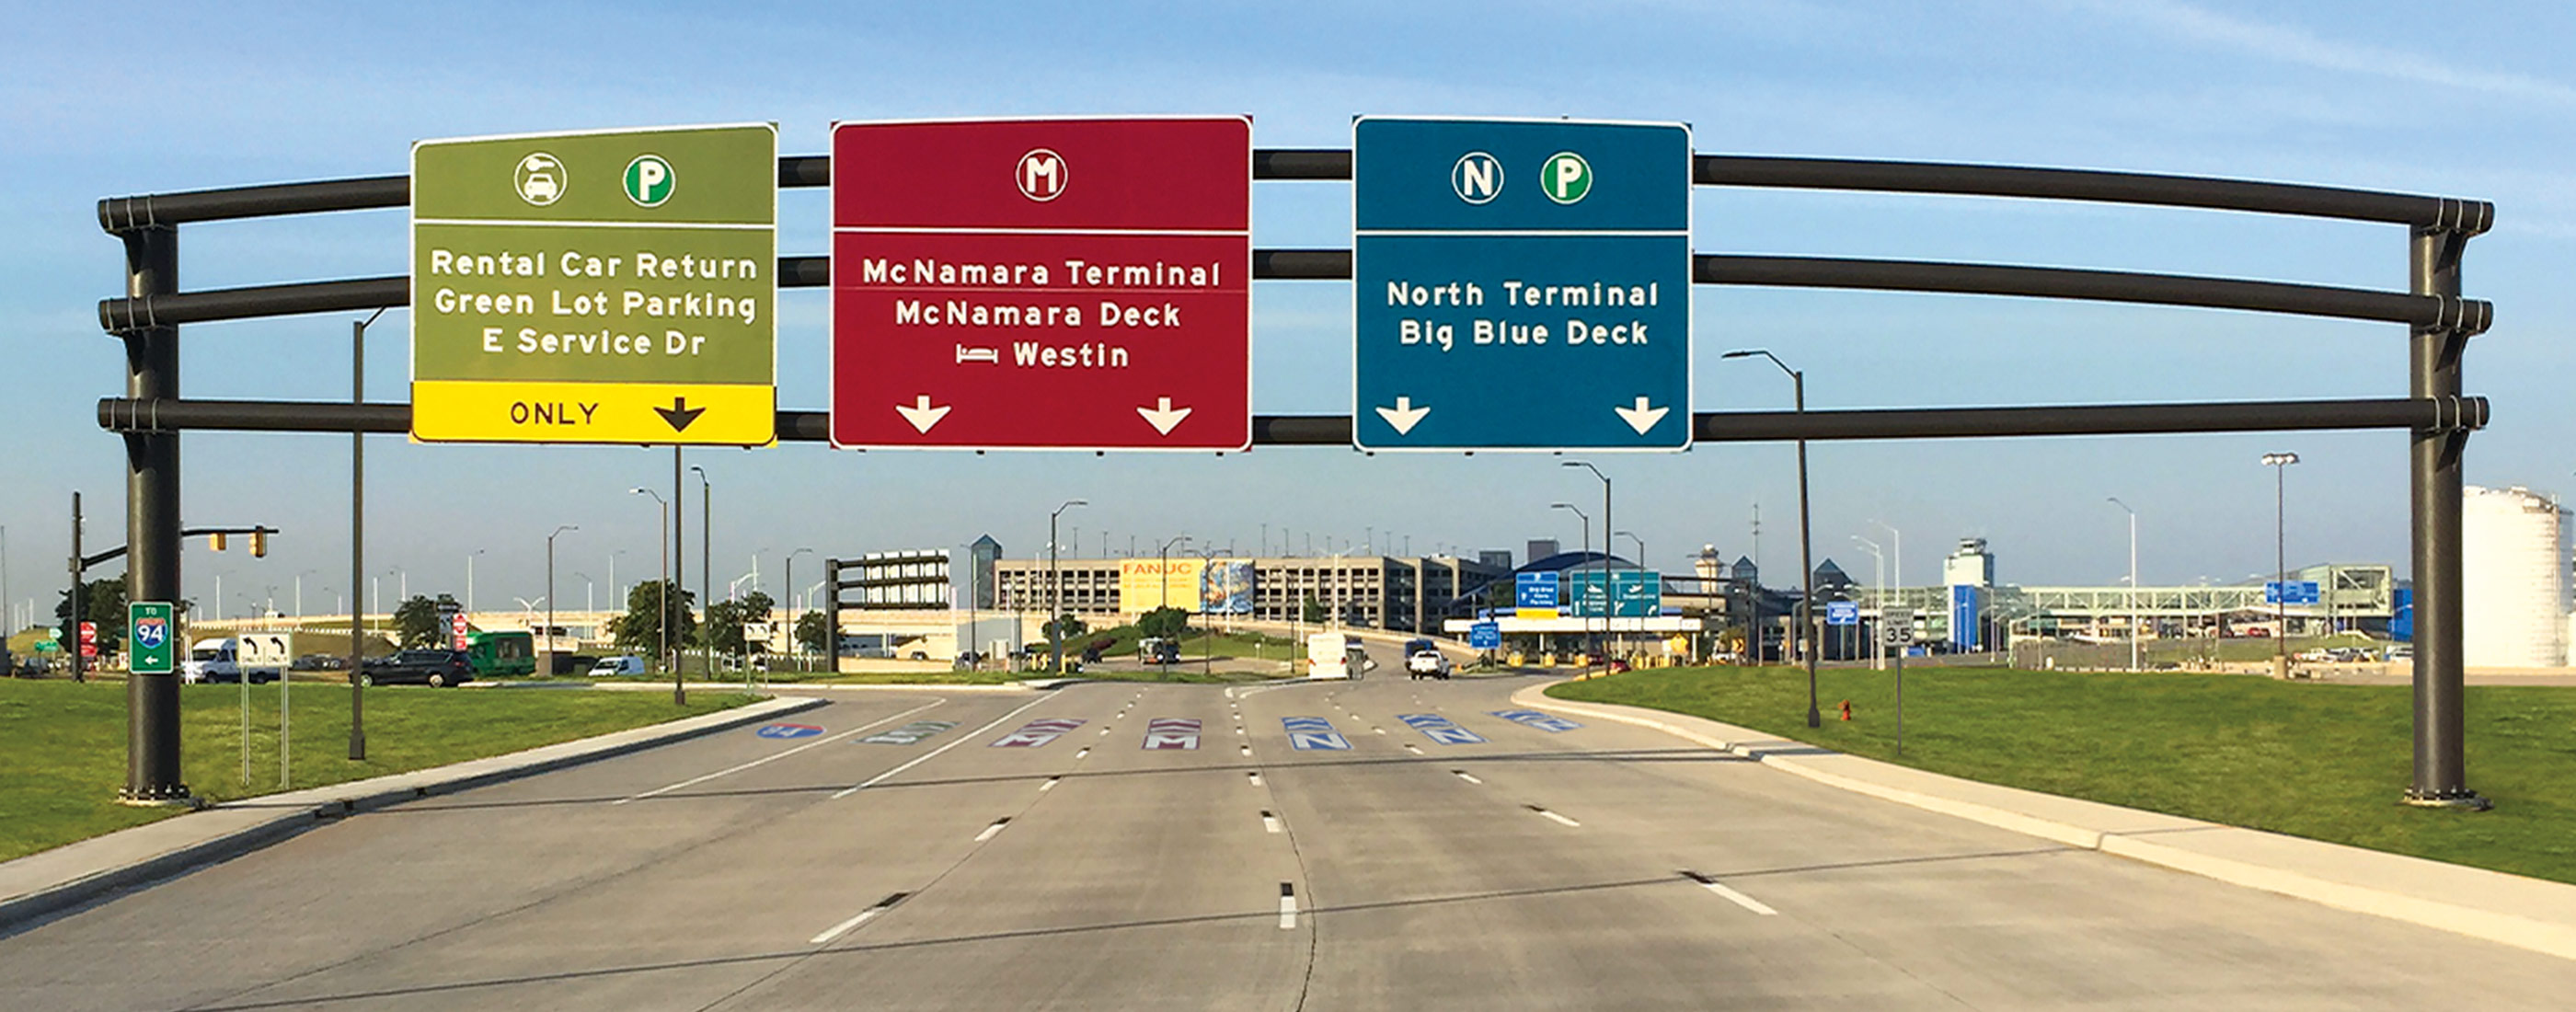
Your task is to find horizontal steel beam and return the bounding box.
[98,396,2484,443]
[100,253,2487,334]
[97,153,2489,233]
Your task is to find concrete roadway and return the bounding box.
[3,675,2569,1010]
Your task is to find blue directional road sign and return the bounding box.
[2265,581,2321,605]
[1353,117,1693,451]
[1514,571,1559,611]
[1469,621,1502,650]
[1826,600,1860,627]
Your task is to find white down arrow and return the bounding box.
[895,395,952,433]
[1375,397,1431,435]
[1614,397,1669,434]
[1138,397,1193,435]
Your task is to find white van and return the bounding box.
[182,638,262,684]
[1306,633,1374,680]
[588,655,648,677]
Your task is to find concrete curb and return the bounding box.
[1511,681,2576,963]
[588,680,1038,695]
[0,695,824,935]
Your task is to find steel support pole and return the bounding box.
[2406,227,2485,809]
[349,316,368,759]
[121,224,188,802]
[1794,372,1819,727]
[672,450,684,705]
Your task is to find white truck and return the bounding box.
[1305,632,1374,680]
[180,638,265,684]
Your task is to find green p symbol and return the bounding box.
[1541,152,1592,204]
[625,155,675,207]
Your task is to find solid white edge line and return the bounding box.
[810,906,883,945]
[1700,880,1778,915]
[832,694,1055,799]
[616,699,945,804]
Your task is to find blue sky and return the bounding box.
[4,1,2571,624]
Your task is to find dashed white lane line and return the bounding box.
[1278,883,1298,929]
[831,694,1054,799]
[811,891,909,945]
[1682,871,1778,915]
[1075,747,1091,760]
[1528,804,1581,827]
[1248,771,1263,787]
[973,818,1010,843]
[1240,745,1252,756]
[1452,770,1482,785]
[1404,743,1423,754]
[1260,811,1282,834]
[617,699,945,804]
[1040,776,1060,792]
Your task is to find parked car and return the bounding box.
[588,655,647,677]
[360,649,475,687]
[291,653,346,672]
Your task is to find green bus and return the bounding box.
[464,630,536,676]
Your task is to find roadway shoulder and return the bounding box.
[1512,680,2576,963]
[0,694,824,935]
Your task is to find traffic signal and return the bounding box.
[248,531,267,558]
[209,533,226,551]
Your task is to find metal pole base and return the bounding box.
[2401,788,2492,811]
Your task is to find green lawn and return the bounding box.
[1548,665,2576,885]
[0,679,755,863]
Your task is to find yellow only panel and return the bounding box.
[1515,607,1560,621]
[412,380,774,445]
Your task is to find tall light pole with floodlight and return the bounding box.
[1563,461,1612,666]
[630,488,677,704]
[1723,348,1820,726]
[1550,502,1589,661]
[2262,452,2300,676]
[1051,500,1087,673]
[546,524,577,673]
[2108,497,2138,671]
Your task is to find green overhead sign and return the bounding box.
[410,123,778,446]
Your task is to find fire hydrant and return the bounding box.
[1838,699,1854,721]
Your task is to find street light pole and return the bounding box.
[1723,348,1819,724]
[690,466,711,681]
[1854,535,1885,671]
[1050,500,1087,674]
[1616,531,1646,662]
[2108,497,2138,671]
[631,488,676,704]
[1550,502,1588,663]
[1564,462,1611,669]
[546,525,577,676]
[784,547,811,672]
[2262,453,2300,676]
[347,306,385,758]
[1157,535,1190,673]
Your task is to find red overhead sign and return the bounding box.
[829,117,1252,450]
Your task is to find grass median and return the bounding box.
[0,679,756,863]
[1547,665,2576,885]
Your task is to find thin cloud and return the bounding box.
[2069,0,2576,106]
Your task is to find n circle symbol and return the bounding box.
[1018,148,1067,201]
[1451,152,1502,204]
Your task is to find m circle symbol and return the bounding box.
[625,155,675,207]
[1540,151,1592,204]
[1451,151,1502,204]
[1018,148,1067,201]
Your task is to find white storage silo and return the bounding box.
[2461,486,2566,668]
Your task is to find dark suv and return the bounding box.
[361,649,476,687]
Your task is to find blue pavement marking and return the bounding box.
[1282,717,1351,751]
[1490,709,1583,733]
[857,720,958,745]
[1397,713,1488,744]
[755,723,824,740]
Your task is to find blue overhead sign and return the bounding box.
[1514,571,1560,611]
[1826,600,1859,627]
[1352,117,1693,452]
[2265,581,2321,605]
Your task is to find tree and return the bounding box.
[795,609,833,655]
[1136,605,1190,640]
[54,578,130,654]
[615,580,695,660]
[1300,593,1326,624]
[1042,613,1087,643]
[391,595,453,648]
